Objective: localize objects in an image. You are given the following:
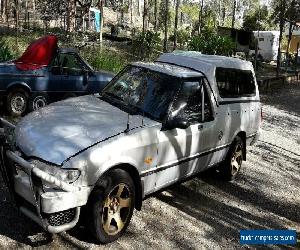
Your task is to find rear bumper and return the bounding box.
[0,118,89,233]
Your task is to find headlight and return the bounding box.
[57,169,81,183]
[30,160,81,184]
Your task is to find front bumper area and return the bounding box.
[0,118,89,233]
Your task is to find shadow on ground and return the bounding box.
[0,178,54,248]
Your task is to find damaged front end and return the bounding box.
[0,118,88,233]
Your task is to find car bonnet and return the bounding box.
[15,95,158,165]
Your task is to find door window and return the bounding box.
[171,79,213,124]
[51,53,84,76]
[216,68,256,97]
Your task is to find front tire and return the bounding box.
[87,169,135,244]
[218,136,244,181]
[7,88,29,116]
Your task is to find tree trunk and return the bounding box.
[286,21,293,67]
[198,0,203,34]
[2,0,7,23]
[163,0,169,52]
[231,0,236,29]
[130,0,133,26]
[142,0,148,33]
[67,0,76,33]
[98,0,104,44]
[15,0,19,51]
[154,0,158,31]
[276,0,285,77]
[173,0,180,49]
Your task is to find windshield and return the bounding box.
[101,66,181,121]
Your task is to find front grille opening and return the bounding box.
[44,208,76,227]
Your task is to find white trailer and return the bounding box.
[250,31,280,62]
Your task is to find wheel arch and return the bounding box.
[6,82,32,94]
[94,163,143,211]
[235,131,246,160]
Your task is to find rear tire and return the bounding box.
[87,169,135,244]
[28,93,49,112]
[6,88,29,116]
[218,136,244,181]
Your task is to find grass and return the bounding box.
[81,47,128,73]
[0,31,129,73]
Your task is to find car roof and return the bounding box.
[157,51,253,72]
[131,62,204,78]
[156,51,255,99]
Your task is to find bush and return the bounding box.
[132,30,162,60]
[169,28,191,48]
[188,32,235,56]
[0,39,14,62]
[82,47,127,73]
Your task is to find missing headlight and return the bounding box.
[29,159,81,185]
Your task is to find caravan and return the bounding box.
[250,31,280,62]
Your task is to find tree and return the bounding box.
[243,5,274,31]
[273,0,286,76]
[284,0,300,64]
[173,0,180,49]
[198,0,203,34]
[272,0,300,75]
[143,0,148,33]
[163,0,169,52]
[231,0,236,28]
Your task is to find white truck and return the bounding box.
[0,51,262,243]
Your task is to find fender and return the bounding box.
[6,81,32,93]
[92,157,143,210]
[92,155,140,184]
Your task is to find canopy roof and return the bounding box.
[15,35,58,71]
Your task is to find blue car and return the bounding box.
[0,35,115,116]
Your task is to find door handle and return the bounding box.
[198,124,203,130]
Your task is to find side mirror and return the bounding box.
[163,117,190,130]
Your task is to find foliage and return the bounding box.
[37,0,68,22]
[0,39,14,62]
[243,5,275,31]
[132,30,162,60]
[188,31,235,56]
[180,3,199,24]
[169,28,191,48]
[158,0,175,31]
[82,47,127,73]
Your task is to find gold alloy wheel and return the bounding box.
[102,183,132,236]
[231,144,243,175]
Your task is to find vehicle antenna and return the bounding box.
[125,113,130,133]
[142,111,144,127]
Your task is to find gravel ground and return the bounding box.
[0,84,299,249]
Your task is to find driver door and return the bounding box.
[49,53,87,97]
[155,80,216,190]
